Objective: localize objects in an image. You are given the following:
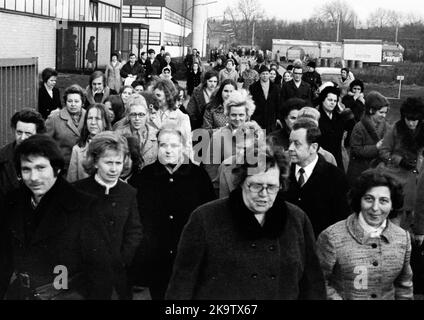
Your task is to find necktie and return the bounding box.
[298,168,305,187]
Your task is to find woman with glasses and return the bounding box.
[166,146,326,300]
[115,94,158,169]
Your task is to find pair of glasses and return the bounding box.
[246,183,280,194]
[129,113,146,118]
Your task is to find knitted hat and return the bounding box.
[258,65,270,74]
[365,91,389,113]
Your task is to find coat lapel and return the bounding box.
[60,108,84,136]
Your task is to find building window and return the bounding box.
[163,33,182,46]
[123,5,161,19]
[89,0,98,21]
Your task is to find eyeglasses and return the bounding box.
[129,112,146,118]
[246,183,281,194]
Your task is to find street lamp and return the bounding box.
[182,1,218,58]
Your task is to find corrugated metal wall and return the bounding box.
[0,58,38,147]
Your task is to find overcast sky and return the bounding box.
[207,0,424,23]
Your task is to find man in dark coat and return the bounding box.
[160,52,177,76]
[285,119,350,236]
[128,126,215,300]
[145,49,161,80]
[120,53,145,84]
[0,135,113,299]
[302,61,322,100]
[249,65,280,133]
[280,65,313,106]
[0,109,45,218]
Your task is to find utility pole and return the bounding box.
[336,15,340,42]
[395,25,399,43]
[251,21,255,48]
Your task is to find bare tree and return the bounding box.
[224,0,264,44]
[367,8,402,28]
[313,0,357,26]
[404,12,423,25]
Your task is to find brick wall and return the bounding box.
[0,11,56,71]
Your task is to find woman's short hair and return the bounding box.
[281,98,307,119]
[349,168,404,217]
[201,70,219,87]
[156,123,187,148]
[131,80,145,89]
[125,94,148,115]
[225,58,235,66]
[89,71,106,87]
[11,109,46,133]
[297,106,321,124]
[111,52,119,59]
[77,103,112,147]
[14,134,65,177]
[152,78,178,110]
[400,97,424,121]
[231,143,290,192]
[41,68,58,83]
[349,79,364,92]
[83,131,129,176]
[318,85,340,106]
[63,84,85,105]
[223,89,256,118]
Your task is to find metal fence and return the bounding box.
[0,57,38,147]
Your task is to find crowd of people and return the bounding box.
[0,45,424,300]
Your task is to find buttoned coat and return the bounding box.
[346,116,390,186]
[0,177,113,299]
[318,106,346,170]
[316,214,413,300]
[128,161,215,292]
[73,177,143,299]
[105,61,122,93]
[165,189,326,300]
[285,155,351,236]
[280,80,313,106]
[38,85,62,119]
[186,85,209,130]
[249,80,280,133]
[45,108,86,169]
[379,121,424,212]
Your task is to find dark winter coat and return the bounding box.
[249,80,280,133]
[0,177,113,300]
[38,85,62,119]
[120,61,145,82]
[128,161,215,294]
[318,106,346,171]
[165,188,326,300]
[280,80,313,106]
[186,85,209,130]
[0,143,19,206]
[302,71,322,92]
[285,155,351,236]
[73,176,143,299]
[346,116,390,186]
[186,70,202,96]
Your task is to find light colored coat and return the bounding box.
[316,213,413,300]
[105,61,122,92]
[67,144,89,183]
[114,124,158,168]
[45,108,86,168]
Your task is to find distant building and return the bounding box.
[123,0,194,59]
[382,42,404,63]
[0,0,149,72]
